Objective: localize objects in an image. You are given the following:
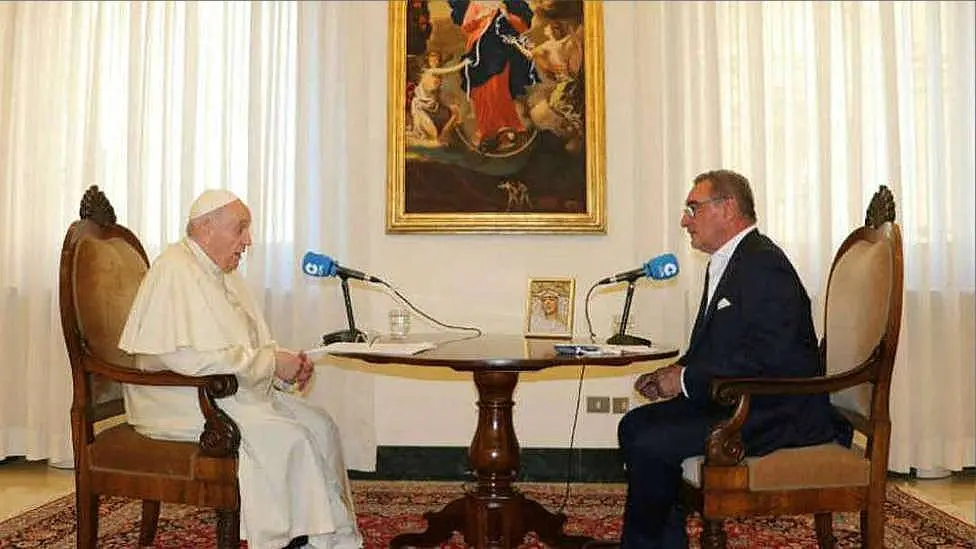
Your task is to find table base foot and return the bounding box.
[520,495,594,549]
[390,495,466,548]
[389,490,594,549]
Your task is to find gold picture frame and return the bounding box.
[524,277,575,339]
[386,1,605,234]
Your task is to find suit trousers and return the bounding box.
[617,397,723,548]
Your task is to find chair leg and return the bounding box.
[216,509,241,549]
[861,505,885,548]
[138,500,161,546]
[75,488,99,549]
[814,513,834,548]
[702,519,726,549]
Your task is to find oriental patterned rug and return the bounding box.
[0,481,973,548]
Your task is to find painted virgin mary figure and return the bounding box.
[448,0,540,152]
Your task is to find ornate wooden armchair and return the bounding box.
[678,186,904,549]
[58,186,242,548]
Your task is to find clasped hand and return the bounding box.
[634,364,683,401]
[274,350,314,392]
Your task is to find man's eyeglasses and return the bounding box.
[683,196,728,218]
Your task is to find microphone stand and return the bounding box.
[321,274,368,346]
[606,280,652,346]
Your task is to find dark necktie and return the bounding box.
[689,262,710,343]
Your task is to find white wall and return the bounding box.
[304,3,703,449]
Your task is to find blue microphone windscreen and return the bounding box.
[301,251,337,278]
[646,253,680,280]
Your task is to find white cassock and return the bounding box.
[119,238,362,549]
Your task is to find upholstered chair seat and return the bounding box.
[682,444,870,491]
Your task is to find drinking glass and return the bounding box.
[388,308,411,340]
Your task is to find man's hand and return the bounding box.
[654,364,683,399]
[634,371,661,400]
[275,350,315,392]
[634,364,684,401]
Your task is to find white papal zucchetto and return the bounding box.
[188,189,241,220]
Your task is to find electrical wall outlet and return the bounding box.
[612,397,630,414]
[586,396,610,413]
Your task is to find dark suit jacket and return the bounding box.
[679,229,837,456]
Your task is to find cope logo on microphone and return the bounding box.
[658,262,678,277]
[301,252,336,278]
[646,253,680,280]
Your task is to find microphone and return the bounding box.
[597,253,680,285]
[301,252,385,284]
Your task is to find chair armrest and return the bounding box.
[83,353,241,458]
[701,344,883,466]
[710,345,882,406]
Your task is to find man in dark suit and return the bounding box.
[615,170,839,548]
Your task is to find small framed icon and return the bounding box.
[524,277,575,339]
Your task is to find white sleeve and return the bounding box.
[148,344,277,392]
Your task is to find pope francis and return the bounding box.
[118,189,362,549]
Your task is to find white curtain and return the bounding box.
[627,1,974,473]
[0,1,381,470]
[2,0,972,476]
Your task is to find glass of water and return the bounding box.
[388,308,411,340]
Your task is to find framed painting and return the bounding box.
[524,277,575,339]
[387,0,605,234]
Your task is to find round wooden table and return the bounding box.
[330,334,678,549]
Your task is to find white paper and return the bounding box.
[306,341,436,359]
[606,344,667,356]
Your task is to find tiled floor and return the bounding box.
[1,458,973,526]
